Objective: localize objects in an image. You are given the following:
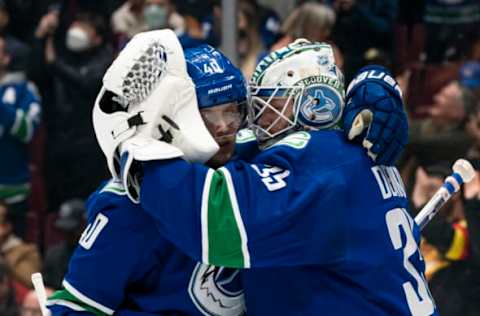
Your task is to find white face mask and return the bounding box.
[143,4,168,30]
[66,27,91,52]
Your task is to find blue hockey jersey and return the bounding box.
[140,130,439,316]
[46,180,246,316]
[0,80,41,201]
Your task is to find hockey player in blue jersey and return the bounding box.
[46,30,247,316]
[47,31,412,315]
[0,34,41,238]
[114,39,437,315]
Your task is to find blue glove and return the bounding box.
[343,65,408,166]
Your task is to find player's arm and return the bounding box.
[47,191,155,315]
[0,83,41,142]
[139,152,345,269]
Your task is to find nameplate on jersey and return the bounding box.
[371,166,406,199]
[271,131,311,149]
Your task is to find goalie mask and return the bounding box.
[93,29,219,179]
[248,39,345,147]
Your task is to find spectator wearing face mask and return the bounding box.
[29,11,113,213]
[111,0,183,50]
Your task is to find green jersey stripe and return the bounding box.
[47,289,110,316]
[62,280,115,315]
[46,299,87,312]
[10,109,31,142]
[0,183,30,200]
[219,167,250,268]
[205,168,249,268]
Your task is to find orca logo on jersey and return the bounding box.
[188,263,245,316]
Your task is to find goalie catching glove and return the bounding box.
[92,30,219,203]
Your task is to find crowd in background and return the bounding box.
[0,0,479,315]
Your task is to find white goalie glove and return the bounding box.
[93,29,219,202]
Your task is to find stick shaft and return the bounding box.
[31,273,51,316]
[414,187,451,230]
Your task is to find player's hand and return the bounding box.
[119,133,184,203]
[343,65,408,165]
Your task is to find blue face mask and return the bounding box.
[143,4,168,30]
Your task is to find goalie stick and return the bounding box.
[415,159,476,230]
[31,272,51,316]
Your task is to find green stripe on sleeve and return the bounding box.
[10,109,32,142]
[47,289,110,316]
[203,168,250,268]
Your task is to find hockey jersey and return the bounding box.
[46,180,246,316]
[0,80,41,201]
[140,130,439,316]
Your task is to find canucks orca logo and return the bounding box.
[298,84,343,129]
[189,263,245,316]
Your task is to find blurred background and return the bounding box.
[0,0,479,315]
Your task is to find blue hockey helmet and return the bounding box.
[185,45,247,109]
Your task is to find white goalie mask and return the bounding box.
[93,29,219,179]
[248,39,345,147]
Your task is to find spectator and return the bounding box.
[462,172,480,316]
[407,80,474,166]
[111,0,183,49]
[241,0,281,49]
[0,1,30,75]
[111,0,147,41]
[42,199,86,289]
[1,0,47,43]
[237,1,264,80]
[459,61,480,98]
[331,0,398,82]
[461,62,480,161]
[411,163,470,316]
[272,3,342,69]
[29,11,112,212]
[423,0,480,63]
[0,259,18,316]
[20,288,53,316]
[174,0,213,49]
[0,201,41,289]
[0,34,41,238]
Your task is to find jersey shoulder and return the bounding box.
[85,179,145,225]
[259,130,369,172]
[304,130,370,169]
